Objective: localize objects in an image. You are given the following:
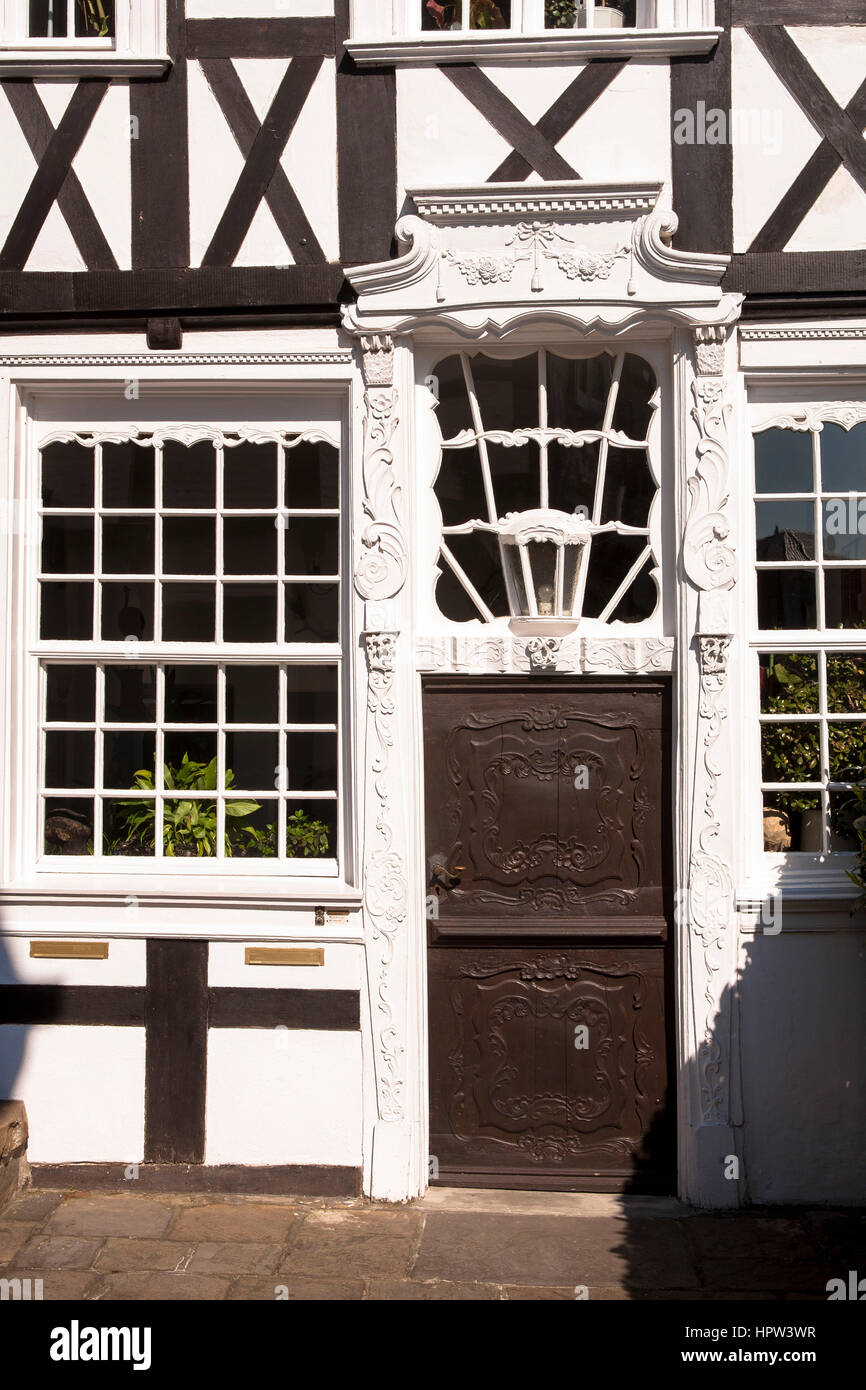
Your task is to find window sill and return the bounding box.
[344,28,721,66]
[0,875,362,913]
[737,857,864,927]
[0,50,170,77]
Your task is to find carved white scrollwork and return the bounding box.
[355,336,408,602]
[684,376,735,594]
[362,631,407,1123]
[690,634,734,1125]
[693,324,726,377]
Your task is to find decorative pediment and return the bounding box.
[343,182,741,339]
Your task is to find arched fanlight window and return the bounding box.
[431,349,660,628]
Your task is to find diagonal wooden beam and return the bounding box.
[201,56,323,268]
[747,25,866,199]
[2,82,118,271]
[488,60,629,183]
[0,80,109,271]
[749,76,866,252]
[200,58,325,265]
[441,64,579,181]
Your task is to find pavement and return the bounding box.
[0,1185,862,1300]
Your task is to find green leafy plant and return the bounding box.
[545,0,577,24]
[844,780,866,912]
[110,752,330,859]
[760,654,822,814]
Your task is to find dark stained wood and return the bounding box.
[441,65,579,181]
[186,17,336,59]
[30,1162,362,1196]
[0,985,145,1026]
[130,0,189,271]
[146,316,183,349]
[424,677,674,1191]
[750,77,866,252]
[747,25,866,199]
[727,251,866,292]
[144,940,208,1165]
[0,265,346,316]
[670,0,732,254]
[0,81,109,272]
[2,82,117,272]
[428,947,672,1190]
[200,58,325,265]
[488,60,629,183]
[208,988,360,1031]
[742,293,866,319]
[202,57,324,268]
[336,0,397,267]
[733,0,866,20]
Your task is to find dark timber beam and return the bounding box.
[186,18,336,59]
[0,266,346,316]
[732,1,866,21]
[130,0,189,271]
[488,60,629,183]
[0,81,109,271]
[335,0,397,266]
[670,0,732,253]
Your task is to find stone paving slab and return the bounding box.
[168,1203,298,1244]
[45,1196,174,1240]
[0,1186,862,1301]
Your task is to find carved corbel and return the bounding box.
[693,324,726,377]
[355,336,407,602]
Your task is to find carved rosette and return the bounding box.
[356,336,407,602]
[362,631,407,1123]
[525,637,561,670]
[693,324,726,377]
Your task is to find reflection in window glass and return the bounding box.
[432,349,659,626]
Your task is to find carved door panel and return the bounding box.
[424,677,674,1191]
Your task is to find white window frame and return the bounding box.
[347,0,719,63]
[1,383,358,905]
[741,391,866,904]
[0,0,168,76]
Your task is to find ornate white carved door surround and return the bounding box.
[344,181,744,1204]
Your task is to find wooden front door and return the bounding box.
[424,676,674,1192]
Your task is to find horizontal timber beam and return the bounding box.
[0,266,347,318]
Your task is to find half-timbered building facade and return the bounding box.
[0,0,863,1206]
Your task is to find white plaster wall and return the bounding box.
[2,1025,146,1162]
[205,1029,362,1165]
[732,26,866,253]
[397,60,671,203]
[738,926,866,1205]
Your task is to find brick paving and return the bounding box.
[0,1186,862,1300]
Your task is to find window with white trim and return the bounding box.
[347,0,718,59]
[35,427,343,873]
[0,0,167,74]
[752,412,866,857]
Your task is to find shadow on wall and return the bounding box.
[611,915,866,1299]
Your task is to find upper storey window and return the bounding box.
[421,2,638,30]
[28,0,115,38]
[0,0,167,75]
[347,1,719,61]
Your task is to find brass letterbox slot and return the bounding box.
[244,947,325,967]
[30,941,109,960]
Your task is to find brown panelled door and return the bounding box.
[424,676,674,1192]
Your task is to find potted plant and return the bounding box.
[110,753,329,859]
[592,2,625,27]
